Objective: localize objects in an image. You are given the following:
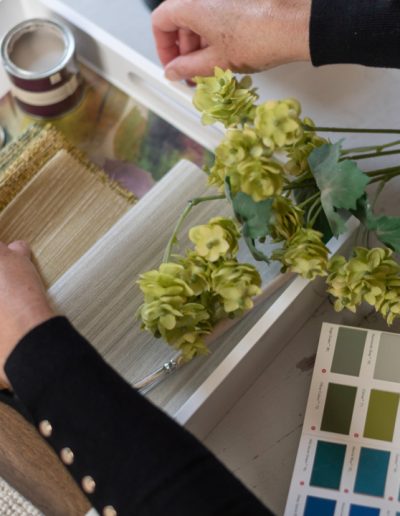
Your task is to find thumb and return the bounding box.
[8,240,31,258]
[165,46,223,81]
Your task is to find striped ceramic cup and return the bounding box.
[1,18,83,118]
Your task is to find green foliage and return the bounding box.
[231,192,273,239]
[138,67,400,362]
[309,142,370,236]
[327,248,400,325]
[273,228,329,280]
[368,215,400,253]
[193,67,258,127]
[254,99,303,151]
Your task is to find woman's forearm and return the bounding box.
[5,317,271,516]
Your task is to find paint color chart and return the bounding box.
[285,323,400,516]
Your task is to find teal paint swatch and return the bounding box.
[350,505,380,516]
[354,447,390,497]
[321,383,357,435]
[310,441,346,490]
[331,327,367,376]
[304,496,336,516]
[364,389,400,441]
[374,333,400,383]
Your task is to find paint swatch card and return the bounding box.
[285,323,400,516]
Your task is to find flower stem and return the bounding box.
[306,197,322,226]
[162,194,225,263]
[298,191,320,209]
[309,205,323,227]
[303,124,400,135]
[341,139,400,155]
[341,148,400,162]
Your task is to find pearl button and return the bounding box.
[82,475,96,494]
[103,506,117,516]
[39,420,52,437]
[60,447,74,465]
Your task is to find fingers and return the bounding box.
[152,3,181,66]
[165,46,224,81]
[7,240,31,258]
[178,28,201,56]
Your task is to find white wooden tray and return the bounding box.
[0,0,358,439]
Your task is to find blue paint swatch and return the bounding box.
[310,440,346,490]
[350,505,380,516]
[354,447,390,497]
[304,496,336,516]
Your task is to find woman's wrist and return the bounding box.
[0,304,55,387]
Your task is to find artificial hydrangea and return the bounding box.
[327,247,400,325]
[212,261,262,313]
[255,98,303,151]
[270,196,304,241]
[208,127,283,201]
[189,217,240,262]
[138,263,212,360]
[193,67,259,127]
[274,228,329,280]
[285,119,328,176]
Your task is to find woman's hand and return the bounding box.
[152,0,311,81]
[0,241,54,386]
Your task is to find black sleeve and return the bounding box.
[4,317,271,516]
[310,0,400,68]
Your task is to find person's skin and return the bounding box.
[152,0,312,81]
[0,241,54,387]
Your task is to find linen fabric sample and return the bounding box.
[0,149,133,286]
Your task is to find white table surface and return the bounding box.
[59,1,400,513]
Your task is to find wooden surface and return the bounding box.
[0,402,90,515]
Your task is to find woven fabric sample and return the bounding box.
[0,124,135,212]
[0,149,133,286]
[0,476,42,515]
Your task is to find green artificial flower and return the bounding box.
[285,119,328,177]
[234,157,284,202]
[179,251,212,295]
[193,67,259,127]
[327,247,400,324]
[189,217,240,262]
[270,196,304,241]
[138,263,212,360]
[208,127,283,201]
[274,228,329,279]
[212,261,262,313]
[255,98,303,151]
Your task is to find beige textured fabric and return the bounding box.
[0,124,135,212]
[0,477,42,515]
[0,149,132,286]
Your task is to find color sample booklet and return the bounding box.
[285,323,400,516]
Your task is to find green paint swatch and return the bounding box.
[374,333,400,383]
[364,389,400,441]
[331,327,367,376]
[321,383,357,435]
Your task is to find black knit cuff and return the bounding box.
[310,0,400,68]
[4,316,100,407]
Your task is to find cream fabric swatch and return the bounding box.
[0,150,132,286]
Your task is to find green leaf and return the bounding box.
[308,142,370,236]
[232,192,273,239]
[244,236,270,263]
[294,185,333,243]
[368,214,400,252]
